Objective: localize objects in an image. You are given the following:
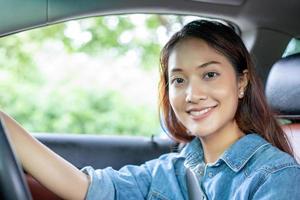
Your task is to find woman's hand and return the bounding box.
[0,111,89,200]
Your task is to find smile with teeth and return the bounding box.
[190,107,212,116]
[188,106,216,119]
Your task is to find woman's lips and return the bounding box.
[187,105,217,121]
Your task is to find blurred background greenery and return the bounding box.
[0,14,199,136]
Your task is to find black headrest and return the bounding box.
[265,53,300,119]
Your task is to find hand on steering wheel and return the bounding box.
[0,118,32,200]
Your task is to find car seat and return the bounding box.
[265,53,300,163]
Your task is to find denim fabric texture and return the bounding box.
[82,134,300,200]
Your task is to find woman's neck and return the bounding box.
[199,121,245,164]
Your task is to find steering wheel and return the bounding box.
[0,118,32,200]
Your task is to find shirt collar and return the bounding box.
[220,134,269,172]
[181,137,204,169]
[181,133,269,172]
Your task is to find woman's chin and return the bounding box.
[189,130,214,138]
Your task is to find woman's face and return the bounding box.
[168,37,247,138]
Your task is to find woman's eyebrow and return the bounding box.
[169,68,183,73]
[170,60,221,74]
[198,61,221,69]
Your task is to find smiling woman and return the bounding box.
[2,19,299,200]
[156,20,300,199]
[0,5,300,200]
[167,38,245,144]
[1,0,300,199]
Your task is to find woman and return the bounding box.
[1,20,300,200]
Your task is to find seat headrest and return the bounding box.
[265,53,300,119]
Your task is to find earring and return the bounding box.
[186,130,193,135]
[239,91,244,98]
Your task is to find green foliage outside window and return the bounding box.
[0,14,198,136]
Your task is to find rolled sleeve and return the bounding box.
[81,166,115,200]
[81,163,153,200]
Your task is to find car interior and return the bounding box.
[0,0,300,199]
[265,53,300,162]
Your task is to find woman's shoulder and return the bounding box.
[246,137,299,176]
[244,143,300,198]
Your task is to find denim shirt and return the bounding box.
[81,134,300,200]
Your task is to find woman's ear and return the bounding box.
[238,69,249,98]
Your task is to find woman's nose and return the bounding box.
[185,80,207,103]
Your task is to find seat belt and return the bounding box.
[186,167,206,200]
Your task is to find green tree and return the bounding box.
[0,14,190,135]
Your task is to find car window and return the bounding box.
[0,14,226,136]
[282,38,300,57]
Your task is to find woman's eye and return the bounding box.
[203,72,219,79]
[171,77,185,85]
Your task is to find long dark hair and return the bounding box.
[158,20,292,155]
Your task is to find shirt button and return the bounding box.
[198,170,204,175]
[208,172,213,178]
